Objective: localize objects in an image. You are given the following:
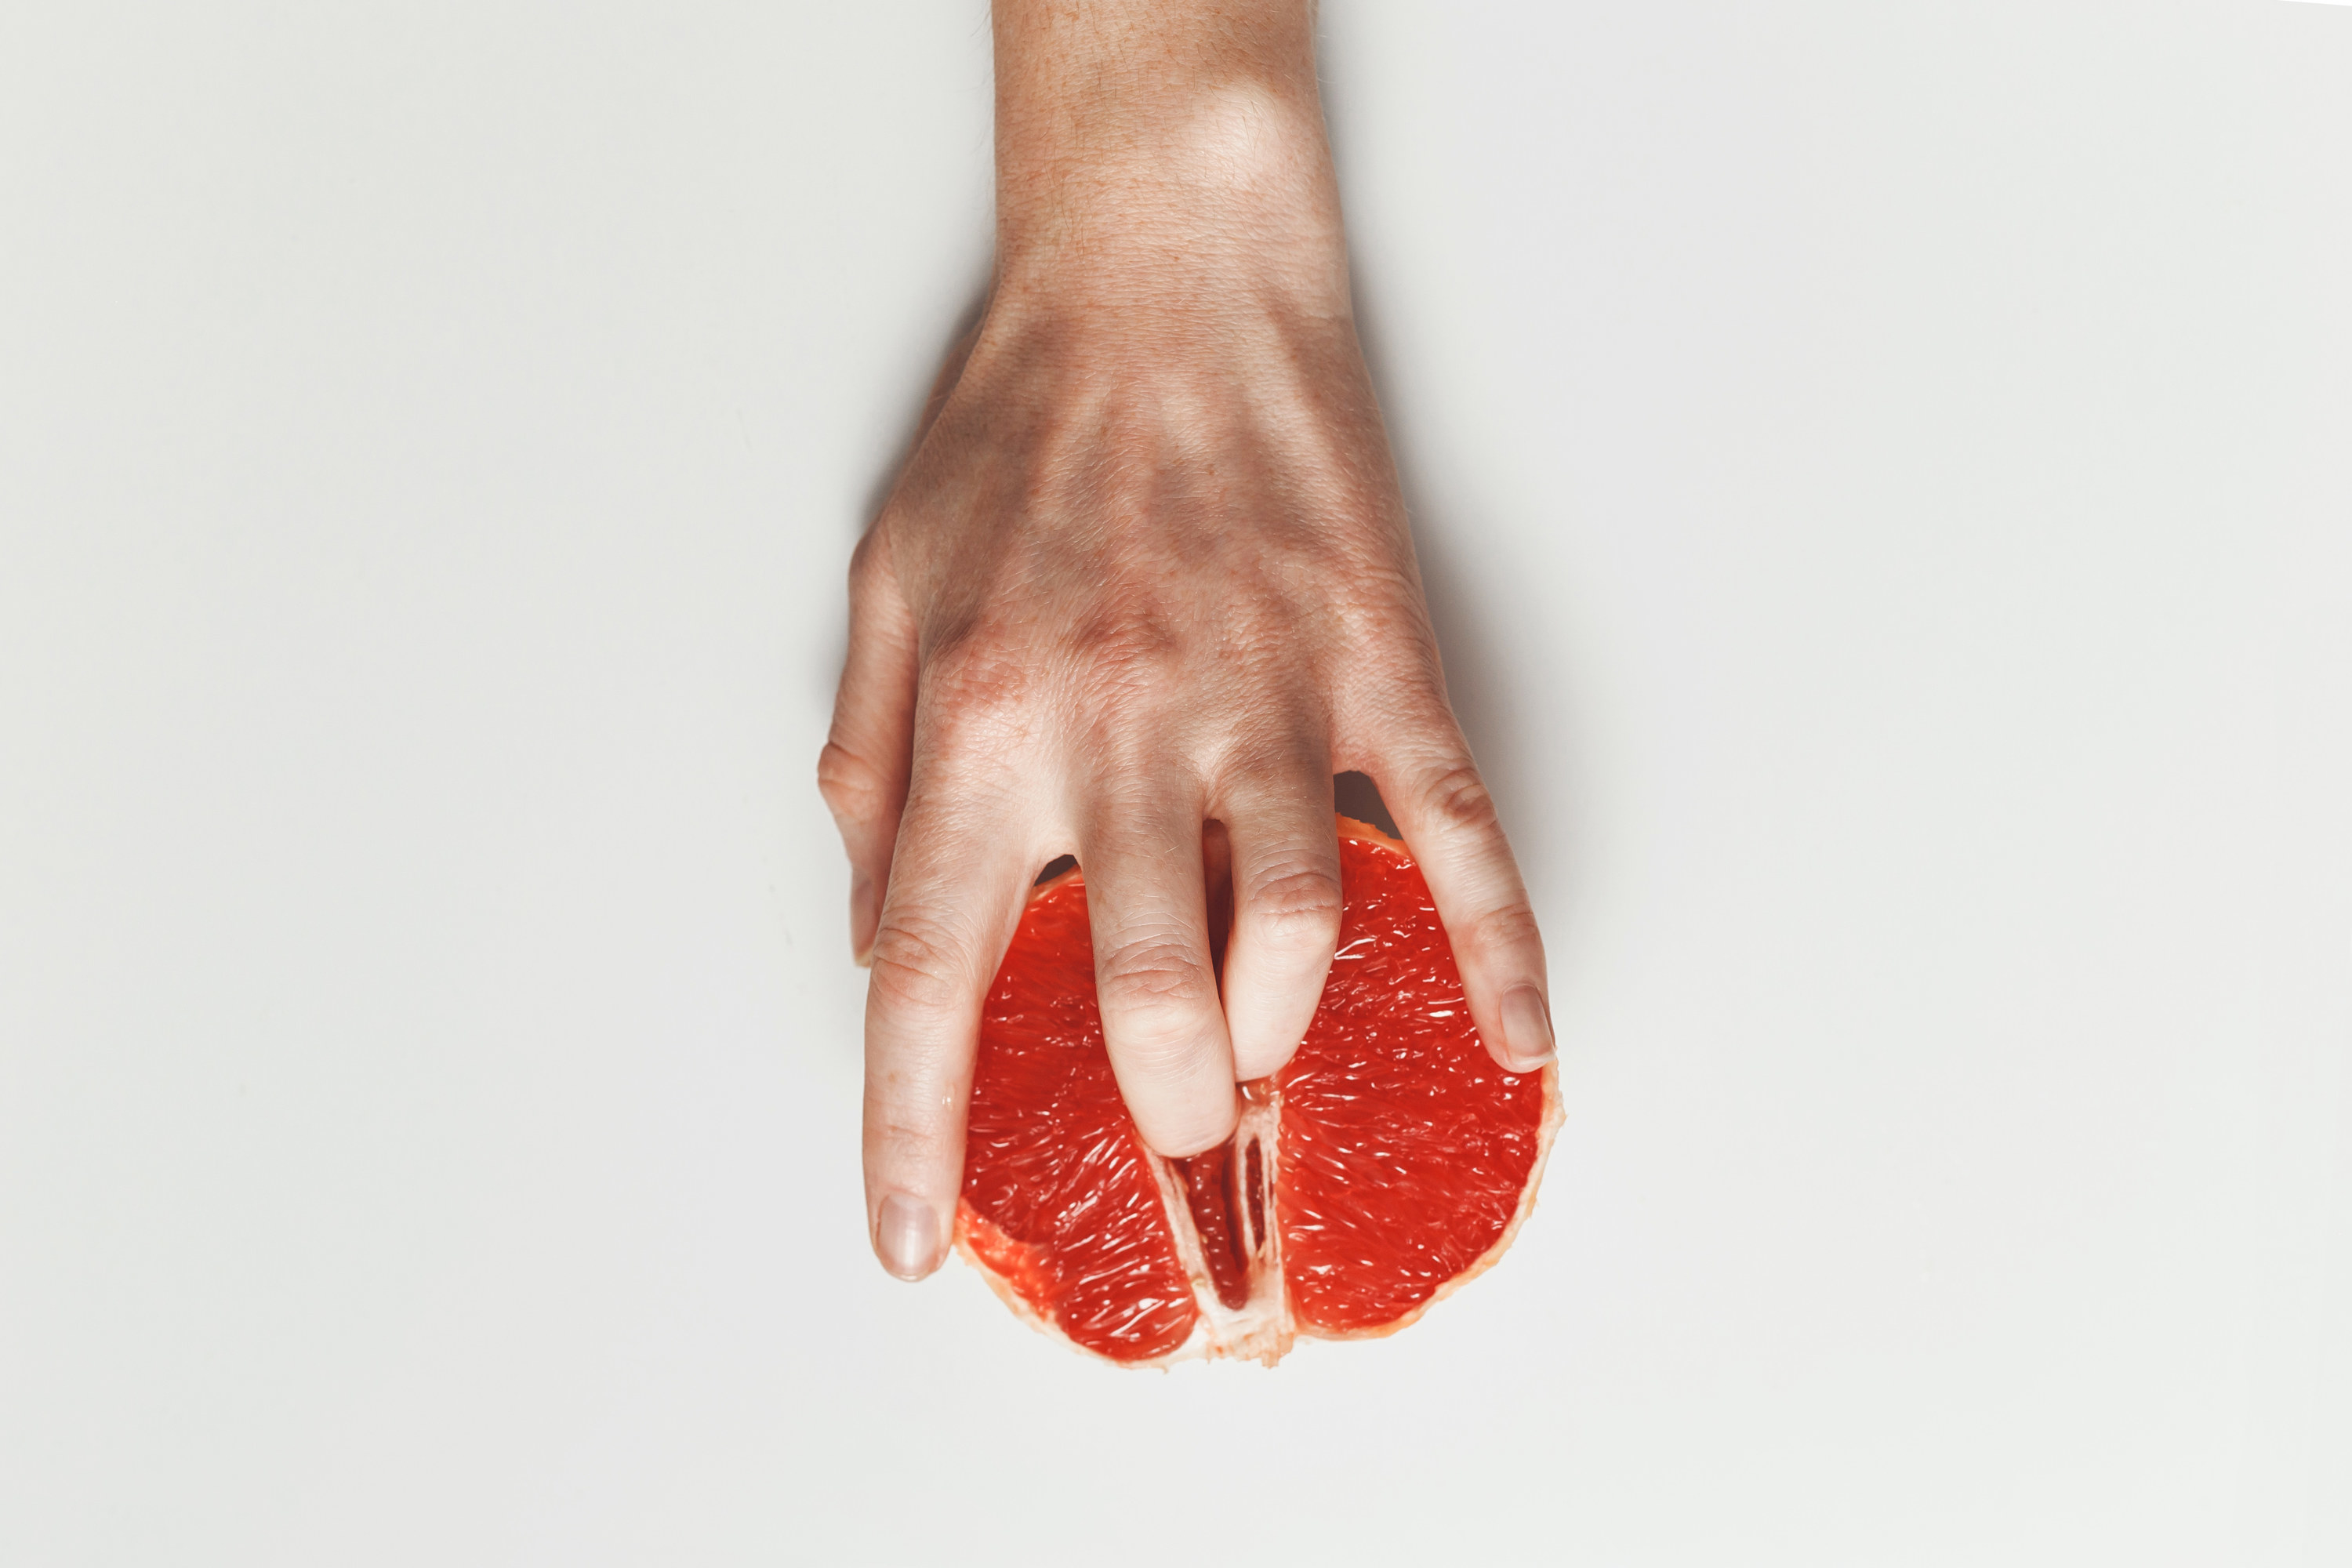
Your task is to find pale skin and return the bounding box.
[819,0,1554,1282]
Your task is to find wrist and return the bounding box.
[989,2,1348,318]
[995,83,1348,315]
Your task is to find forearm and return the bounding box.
[990,0,1348,315]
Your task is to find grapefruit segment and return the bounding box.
[960,875,1198,1363]
[956,816,1560,1365]
[1275,829,1550,1334]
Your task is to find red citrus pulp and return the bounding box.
[956,817,1560,1365]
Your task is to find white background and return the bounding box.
[4,3,2348,1563]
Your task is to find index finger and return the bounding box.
[860,768,1035,1281]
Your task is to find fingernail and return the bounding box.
[850,872,878,967]
[876,1192,939,1281]
[1500,985,1556,1071]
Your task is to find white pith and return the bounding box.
[1142,1087,1292,1367]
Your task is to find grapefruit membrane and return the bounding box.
[956,816,1561,1365]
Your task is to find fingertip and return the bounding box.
[874,1191,946,1282]
[1134,1091,1240,1161]
[1105,1016,1242,1159]
[1228,1036,1304,1087]
[1494,983,1557,1073]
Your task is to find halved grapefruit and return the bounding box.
[956,816,1561,1366]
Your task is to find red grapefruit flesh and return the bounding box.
[956,817,1560,1365]
[958,874,1199,1363]
[1276,833,1551,1334]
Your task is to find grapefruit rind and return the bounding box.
[951,815,1560,1367]
[953,1200,1059,1338]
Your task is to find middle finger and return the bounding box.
[1076,771,1240,1159]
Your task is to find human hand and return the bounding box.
[818,0,1553,1282]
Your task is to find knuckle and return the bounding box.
[816,740,889,825]
[1243,864,1345,949]
[1462,899,1543,962]
[924,630,1025,706]
[865,911,973,1018]
[1093,939,1221,1073]
[1068,606,1183,705]
[847,528,894,600]
[924,625,1029,707]
[1330,581,1426,655]
[920,637,1038,756]
[1420,763,1501,839]
[1094,938,1214,1018]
